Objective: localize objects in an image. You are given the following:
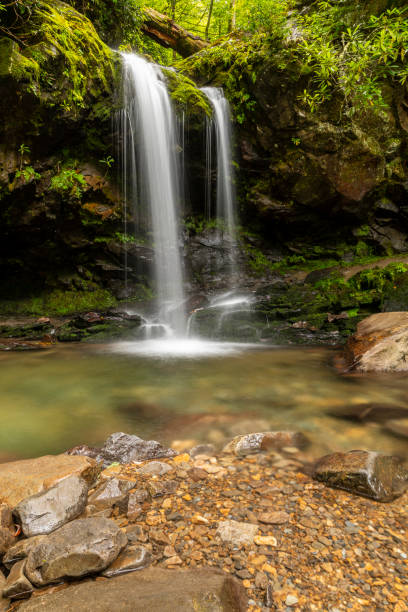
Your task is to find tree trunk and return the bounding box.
[141,8,209,58]
[227,0,236,33]
[205,0,214,40]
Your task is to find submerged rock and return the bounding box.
[314,450,408,501]
[2,560,33,600]
[15,475,89,537]
[223,431,308,456]
[216,520,258,548]
[25,517,127,586]
[345,312,408,372]
[0,455,99,508]
[18,568,247,611]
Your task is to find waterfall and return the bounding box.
[201,87,238,276]
[118,53,186,336]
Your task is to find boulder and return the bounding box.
[2,560,33,600]
[25,517,127,586]
[87,477,136,510]
[216,520,258,547]
[0,455,99,508]
[15,475,88,537]
[345,312,408,372]
[223,431,308,456]
[99,432,176,467]
[101,545,151,576]
[18,568,247,611]
[0,504,15,557]
[314,450,408,501]
[3,536,46,570]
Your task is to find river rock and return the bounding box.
[18,568,247,611]
[0,455,99,508]
[15,475,88,537]
[137,461,173,476]
[101,545,151,576]
[223,431,308,455]
[345,312,408,372]
[88,477,136,510]
[2,560,33,600]
[0,504,15,557]
[25,517,127,586]
[314,450,408,501]
[216,520,258,547]
[0,570,8,612]
[3,536,46,570]
[99,432,176,466]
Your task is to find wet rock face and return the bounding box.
[18,568,248,611]
[25,517,127,586]
[345,312,408,372]
[0,454,99,508]
[223,431,308,456]
[15,475,89,537]
[314,450,408,501]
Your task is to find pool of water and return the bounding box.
[0,341,407,461]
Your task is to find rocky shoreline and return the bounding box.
[0,431,406,611]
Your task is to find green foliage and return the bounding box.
[50,166,86,199]
[180,35,266,123]
[15,166,41,182]
[298,4,408,115]
[183,215,225,234]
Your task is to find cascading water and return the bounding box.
[201,87,238,277]
[118,53,186,336]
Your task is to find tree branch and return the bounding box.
[141,8,209,58]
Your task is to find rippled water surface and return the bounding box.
[0,342,407,461]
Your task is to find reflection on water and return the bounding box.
[0,343,407,461]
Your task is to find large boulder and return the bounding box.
[25,517,127,586]
[345,312,408,372]
[314,450,408,501]
[18,568,247,611]
[14,475,89,537]
[0,455,99,508]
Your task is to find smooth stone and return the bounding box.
[25,517,127,586]
[3,536,46,570]
[223,431,308,456]
[0,569,9,612]
[2,560,33,600]
[216,520,258,547]
[137,461,173,476]
[0,455,99,508]
[99,432,176,467]
[314,450,408,501]
[18,568,248,611]
[15,475,88,537]
[0,505,13,530]
[88,477,135,510]
[189,444,216,459]
[101,545,152,576]
[345,312,408,372]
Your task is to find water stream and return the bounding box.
[118,53,186,335]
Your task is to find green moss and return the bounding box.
[164,69,211,118]
[0,288,117,316]
[2,0,117,114]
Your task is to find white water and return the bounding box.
[119,53,186,335]
[201,87,237,251]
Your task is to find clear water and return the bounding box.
[0,344,407,462]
